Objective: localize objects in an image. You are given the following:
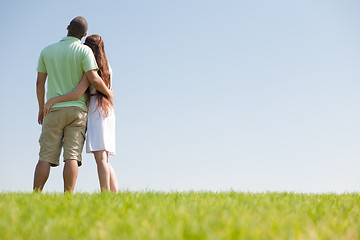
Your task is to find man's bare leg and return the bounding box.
[63,159,78,193]
[33,161,51,192]
[109,164,119,193]
[93,151,110,192]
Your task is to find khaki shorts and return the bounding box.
[39,107,87,167]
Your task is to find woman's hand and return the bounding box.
[43,99,54,116]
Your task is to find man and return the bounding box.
[34,16,113,192]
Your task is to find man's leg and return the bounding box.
[62,107,87,193]
[36,107,65,192]
[63,159,78,193]
[33,161,51,192]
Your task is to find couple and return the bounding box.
[34,16,118,193]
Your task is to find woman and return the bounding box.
[44,35,118,193]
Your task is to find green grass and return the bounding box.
[0,192,359,240]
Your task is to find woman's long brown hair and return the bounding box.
[84,34,113,117]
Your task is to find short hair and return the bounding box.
[68,16,88,39]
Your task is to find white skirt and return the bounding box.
[86,96,116,156]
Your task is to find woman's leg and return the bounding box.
[109,164,119,193]
[93,150,110,192]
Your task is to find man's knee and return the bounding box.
[64,159,78,164]
[64,159,81,167]
[37,160,51,168]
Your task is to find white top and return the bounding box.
[86,65,115,156]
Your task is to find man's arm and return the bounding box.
[36,72,47,125]
[85,70,113,102]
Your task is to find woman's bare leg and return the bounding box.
[109,164,119,193]
[93,151,110,192]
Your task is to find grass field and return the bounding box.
[0,192,359,240]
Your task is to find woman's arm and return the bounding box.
[44,75,90,116]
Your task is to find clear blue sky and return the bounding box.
[1,0,359,193]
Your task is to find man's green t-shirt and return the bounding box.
[37,36,98,109]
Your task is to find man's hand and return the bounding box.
[107,89,114,103]
[38,109,44,125]
[85,70,113,100]
[36,72,47,125]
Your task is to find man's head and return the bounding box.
[67,16,88,39]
